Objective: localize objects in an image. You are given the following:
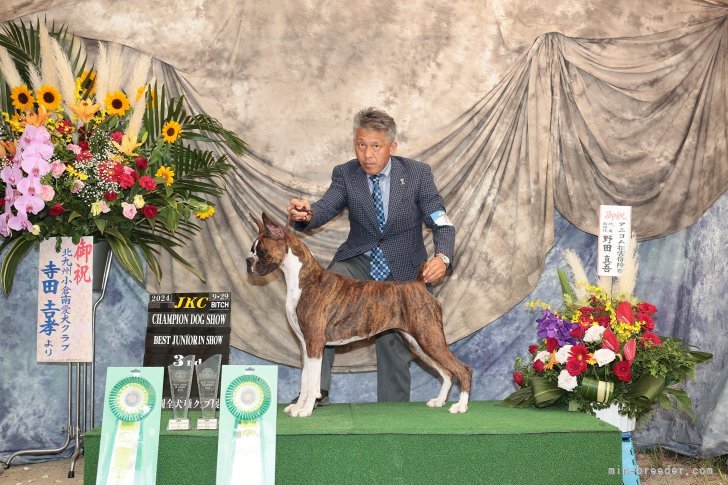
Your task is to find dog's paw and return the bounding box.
[291,406,314,418]
[448,402,468,414]
[427,397,446,408]
[284,403,299,414]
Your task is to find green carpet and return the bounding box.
[83,401,622,484]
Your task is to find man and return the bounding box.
[288,107,455,403]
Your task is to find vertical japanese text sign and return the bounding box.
[597,205,632,277]
[36,236,94,362]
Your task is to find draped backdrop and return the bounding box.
[1,0,727,458]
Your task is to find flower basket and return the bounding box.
[504,246,712,423]
[0,20,245,294]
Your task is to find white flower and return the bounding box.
[31,224,40,235]
[593,348,616,367]
[555,345,573,364]
[557,369,578,391]
[583,325,606,343]
[133,194,145,208]
[534,350,551,363]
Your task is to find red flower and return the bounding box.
[134,157,148,171]
[76,150,93,162]
[616,301,634,325]
[0,197,5,209]
[141,204,158,219]
[533,360,545,373]
[104,192,118,201]
[596,316,611,327]
[513,371,524,387]
[78,141,89,151]
[119,174,135,189]
[110,131,124,143]
[579,306,593,315]
[637,302,657,316]
[637,313,655,332]
[601,328,620,353]
[570,326,585,339]
[566,344,590,376]
[49,202,65,217]
[57,119,74,135]
[613,360,632,382]
[528,345,538,355]
[622,339,636,362]
[138,175,157,191]
[566,359,587,376]
[642,333,662,347]
[546,338,558,353]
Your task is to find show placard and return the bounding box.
[36,236,94,363]
[143,292,231,408]
[597,205,631,277]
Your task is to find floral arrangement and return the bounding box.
[504,244,712,420]
[0,20,244,293]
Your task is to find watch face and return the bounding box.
[439,254,450,265]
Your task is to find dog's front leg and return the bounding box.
[285,344,310,414]
[291,350,323,418]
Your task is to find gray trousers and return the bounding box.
[320,254,413,402]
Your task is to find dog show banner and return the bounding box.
[96,366,164,485]
[216,365,278,485]
[143,291,231,407]
[597,205,632,277]
[36,236,94,363]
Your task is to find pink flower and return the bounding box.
[13,193,44,215]
[39,184,55,201]
[16,176,42,196]
[50,160,66,178]
[622,339,636,362]
[7,210,33,231]
[71,179,85,193]
[67,143,82,155]
[121,202,137,219]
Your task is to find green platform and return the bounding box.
[83,401,622,484]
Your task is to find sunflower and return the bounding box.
[104,91,130,116]
[161,120,182,143]
[155,166,175,186]
[36,85,62,111]
[76,69,96,97]
[10,85,35,111]
[194,206,216,220]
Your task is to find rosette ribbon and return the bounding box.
[579,377,615,403]
[99,376,156,485]
[223,374,272,485]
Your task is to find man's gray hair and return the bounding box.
[353,107,397,142]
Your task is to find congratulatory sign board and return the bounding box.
[143,292,231,406]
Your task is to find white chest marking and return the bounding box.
[280,248,303,339]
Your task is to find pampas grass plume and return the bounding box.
[615,233,639,297]
[126,82,150,141]
[0,46,23,88]
[49,38,77,115]
[38,22,58,88]
[95,42,109,106]
[124,54,151,100]
[564,249,589,300]
[105,43,123,93]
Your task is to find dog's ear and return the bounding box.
[262,212,286,240]
[249,212,264,234]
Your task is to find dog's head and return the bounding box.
[246,212,288,276]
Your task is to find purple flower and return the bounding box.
[536,310,578,347]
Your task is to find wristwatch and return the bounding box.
[436,253,451,267]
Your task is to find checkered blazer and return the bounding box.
[295,156,455,281]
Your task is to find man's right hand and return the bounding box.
[288,199,313,222]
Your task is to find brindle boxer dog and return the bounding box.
[246,212,472,417]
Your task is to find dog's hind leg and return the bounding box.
[399,331,452,408]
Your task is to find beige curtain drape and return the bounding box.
[2,1,727,370]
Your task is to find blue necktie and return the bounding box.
[369,174,390,280]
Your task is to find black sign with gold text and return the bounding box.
[143,292,231,406]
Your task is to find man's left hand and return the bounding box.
[422,257,447,284]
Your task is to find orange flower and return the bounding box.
[69,99,101,124]
[25,106,51,127]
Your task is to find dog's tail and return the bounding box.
[415,262,428,283]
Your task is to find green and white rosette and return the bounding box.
[217,366,278,485]
[97,368,163,485]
